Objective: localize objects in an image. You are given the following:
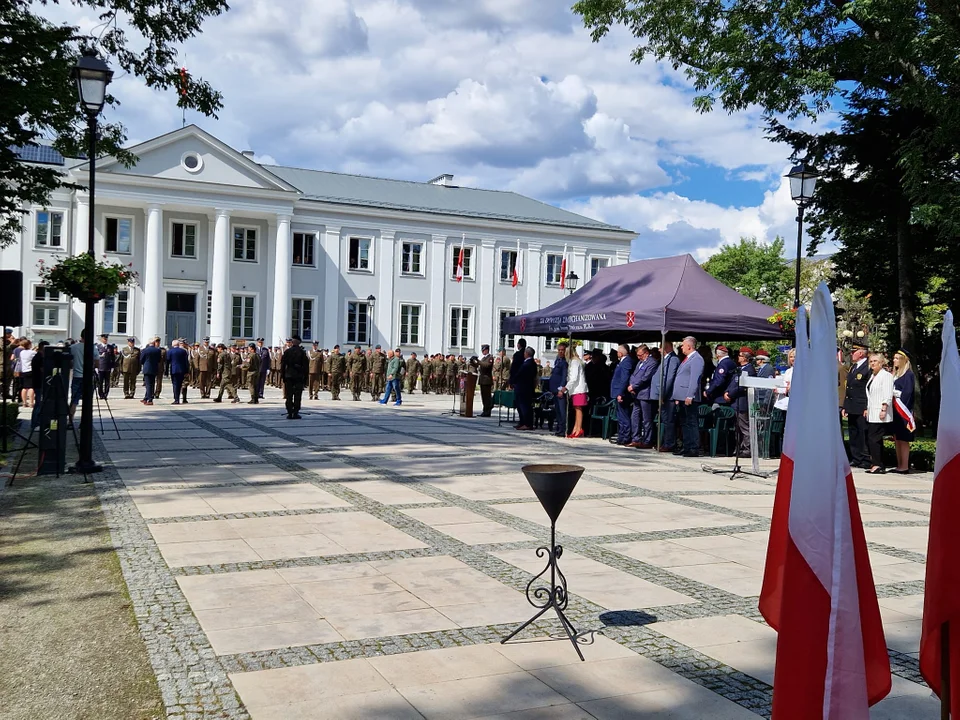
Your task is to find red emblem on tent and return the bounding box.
[626,311,635,328]
[520,318,527,332]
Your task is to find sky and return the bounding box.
[52,0,836,262]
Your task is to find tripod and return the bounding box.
[94,387,121,440]
[702,408,770,480]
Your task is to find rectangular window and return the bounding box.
[500,250,518,283]
[292,298,314,340]
[206,290,212,329]
[293,232,315,267]
[233,227,257,261]
[401,242,423,275]
[31,285,67,328]
[545,337,556,351]
[590,257,609,278]
[33,306,59,327]
[34,286,61,302]
[105,217,132,254]
[171,222,197,258]
[449,307,472,349]
[450,246,473,279]
[346,301,369,344]
[35,210,63,248]
[399,304,422,346]
[499,310,517,349]
[348,237,372,271]
[545,254,564,285]
[231,295,255,338]
[102,290,129,334]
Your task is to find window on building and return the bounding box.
[233,227,257,261]
[346,301,369,344]
[499,250,518,283]
[545,254,564,285]
[105,217,132,254]
[35,210,63,248]
[348,237,371,271]
[171,222,197,258]
[399,304,422,346]
[499,309,517,348]
[231,295,255,338]
[450,246,473,279]
[401,242,423,275]
[102,290,130,334]
[293,232,315,267]
[590,257,609,278]
[449,307,472,349]
[544,337,556,351]
[206,290,212,328]
[32,285,67,327]
[292,298,314,340]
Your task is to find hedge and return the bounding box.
[882,438,936,472]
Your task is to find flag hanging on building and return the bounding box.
[455,246,464,283]
[759,282,890,719]
[512,239,520,287]
[560,244,568,289]
[920,309,960,717]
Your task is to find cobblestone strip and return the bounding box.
[90,433,250,720]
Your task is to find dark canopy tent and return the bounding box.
[501,254,786,342]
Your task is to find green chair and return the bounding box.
[698,404,711,430]
[589,398,617,439]
[709,406,736,457]
[497,390,516,427]
[764,408,787,458]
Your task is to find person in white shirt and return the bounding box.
[565,345,589,438]
[864,353,894,474]
[774,349,796,412]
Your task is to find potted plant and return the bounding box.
[37,254,138,302]
[767,307,797,335]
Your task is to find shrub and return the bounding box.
[2,402,18,431]
[882,437,936,472]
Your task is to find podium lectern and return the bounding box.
[459,371,477,417]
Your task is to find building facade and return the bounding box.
[3,126,634,356]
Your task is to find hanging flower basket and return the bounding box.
[767,309,797,334]
[37,254,139,302]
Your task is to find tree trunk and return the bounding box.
[896,201,916,354]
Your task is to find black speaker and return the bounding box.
[0,270,24,326]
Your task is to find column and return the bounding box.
[209,208,231,344]
[428,234,446,351]
[141,204,164,342]
[478,239,496,346]
[322,225,341,348]
[271,213,292,344]
[71,195,89,334]
[376,230,396,347]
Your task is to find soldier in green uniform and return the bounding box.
[110,345,122,388]
[231,345,242,391]
[321,350,330,391]
[369,345,386,401]
[213,343,239,403]
[120,337,140,399]
[447,354,458,395]
[154,344,167,399]
[189,343,200,389]
[434,355,445,394]
[348,345,367,401]
[244,343,260,403]
[307,341,323,399]
[405,352,421,394]
[328,344,346,400]
[495,349,511,391]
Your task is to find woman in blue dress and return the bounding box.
[891,350,917,473]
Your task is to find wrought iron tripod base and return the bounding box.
[501,522,584,661]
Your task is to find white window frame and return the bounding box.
[292,232,316,268]
[169,219,199,259]
[345,299,371,345]
[448,304,474,351]
[291,296,317,342]
[590,256,610,279]
[400,240,424,277]
[30,283,69,330]
[450,244,475,281]
[230,293,257,340]
[544,336,557,351]
[102,289,132,335]
[104,214,135,255]
[34,209,65,250]
[347,236,374,273]
[232,224,259,263]
[398,303,425,347]
[498,308,518,349]
[545,253,564,286]
[499,249,518,284]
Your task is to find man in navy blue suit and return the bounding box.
[703,344,736,407]
[628,344,659,448]
[139,337,163,406]
[609,344,635,446]
[514,347,537,430]
[548,343,568,436]
[168,339,190,405]
[655,341,680,451]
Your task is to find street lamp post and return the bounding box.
[564,271,579,295]
[785,163,819,310]
[71,49,113,475]
[366,294,376,348]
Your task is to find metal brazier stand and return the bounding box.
[501,464,586,661]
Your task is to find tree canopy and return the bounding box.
[701,237,792,309]
[0,0,228,248]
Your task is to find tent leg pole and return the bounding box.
[657,331,666,451]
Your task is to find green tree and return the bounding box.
[701,237,793,308]
[1,0,228,248]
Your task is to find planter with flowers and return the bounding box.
[37,254,138,302]
[767,308,797,335]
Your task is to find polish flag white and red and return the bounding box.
[559,254,568,290]
[920,309,960,716]
[759,282,890,719]
[512,240,520,287]
[455,246,464,283]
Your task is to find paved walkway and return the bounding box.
[91,386,939,719]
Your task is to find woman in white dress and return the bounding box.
[864,353,894,474]
[565,345,589,438]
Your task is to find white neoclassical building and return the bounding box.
[3,125,635,355]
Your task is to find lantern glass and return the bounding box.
[786,164,819,205]
[71,51,113,116]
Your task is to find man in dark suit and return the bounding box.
[139,337,163,406]
[628,345,659,448]
[672,336,705,457]
[509,338,527,389]
[281,335,309,419]
[703,345,736,407]
[256,338,271,399]
[477,344,494,417]
[168,339,190,404]
[548,343,568,436]
[514,347,537,430]
[843,343,870,467]
[725,347,757,457]
[655,341,680,451]
[610,344,635,446]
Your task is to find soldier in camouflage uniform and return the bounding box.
[120,338,140,399]
[307,341,323,399]
[369,345,386,401]
[495,349,511,391]
[153,344,167,399]
[348,345,367,401]
[405,352,421,394]
[213,343,239,403]
[446,354,458,395]
[244,344,260,403]
[328,344,346,400]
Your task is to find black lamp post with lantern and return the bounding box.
[71,49,112,475]
[366,294,376,348]
[786,163,819,310]
[564,270,579,295]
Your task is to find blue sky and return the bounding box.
[52,0,828,261]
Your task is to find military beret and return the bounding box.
[716,344,728,353]
[375,344,382,349]
[756,349,770,359]
[738,346,754,356]
[355,344,361,349]
[217,343,225,349]
[247,342,256,348]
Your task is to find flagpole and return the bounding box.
[459,233,465,358]
[943,622,951,720]
[515,238,520,313]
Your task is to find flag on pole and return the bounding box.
[759,282,890,719]
[455,246,464,283]
[560,244,568,289]
[179,66,189,97]
[512,239,520,287]
[920,309,960,717]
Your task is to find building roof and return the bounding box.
[264,164,627,232]
[12,144,67,166]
